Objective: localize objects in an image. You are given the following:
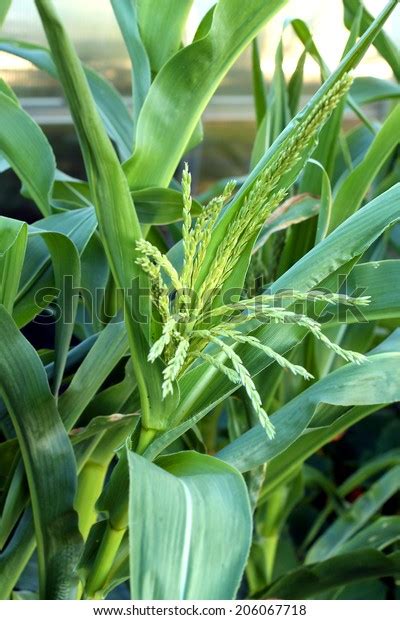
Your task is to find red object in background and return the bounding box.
[346,488,364,502]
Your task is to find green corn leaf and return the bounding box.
[58,320,129,430]
[0,39,133,160]
[351,77,400,104]
[0,307,82,598]
[128,449,252,599]
[334,123,375,183]
[0,353,134,596]
[13,208,97,328]
[299,452,400,552]
[82,359,138,422]
[0,461,26,550]
[51,174,92,208]
[29,5,139,301]
[329,260,400,325]
[0,216,27,314]
[0,509,36,599]
[311,160,333,243]
[272,184,400,293]
[343,0,400,80]
[124,0,290,189]
[290,18,324,68]
[110,0,151,126]
[340,517,400,554]
[0,91,55,217]
[0,333,128,594]
[253,195,319,252]
[236,333,400,501]
[136,0,194,73]
[28,228,81,396]
[329,104,400,231]
[340,447,400,495]
[77,232,109,336]
[0,0,11,25]
[288,50,307,116]
[35,0,169,430]
[306,466,400,563]
[260,330,400,497]
[71,413,138,446]
[261,549,400,599]
[218,352,400,474]
[260,401,399,502]
[52,178,203,225]
[0,437,18,492]
[267,38,291,145]
[250,37,290,168]
[0,76,19,103]
[132,188,202,224]
[193,4,216,41]
[292,18,361,193]
[252,38,267,128]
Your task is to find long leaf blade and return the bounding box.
[0,91,55,216]
[262,550,400,599]
[0,307,82,598]
[124,0,289,188]
[0,39,134,159]
[128,450,251,599]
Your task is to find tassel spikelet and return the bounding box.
[193,351,242,385]
[135,75,364,438]
[136,255,171,323]
[202,290,370,322]
[147,317,178,362]
[197,188,287,309]
[181,163,195,288]
[190,180,236,288]
[162,337,190,397]
[202,328,314,380]
[136,239,183,292]
[203,333,276,439]
[181,163,236,290]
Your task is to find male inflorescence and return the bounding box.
[136,74,368,439]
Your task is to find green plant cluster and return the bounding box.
[0,0,399,601]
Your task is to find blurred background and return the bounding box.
[1,0,399,197]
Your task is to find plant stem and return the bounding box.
[75,461,108,541]
[75,461,108,600]
[264,535,279,586]
[125,327,153,430]
[85,522,125,599]
[136,426,158,455]
[82,424,158,598]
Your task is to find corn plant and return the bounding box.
[0,0,400,600]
